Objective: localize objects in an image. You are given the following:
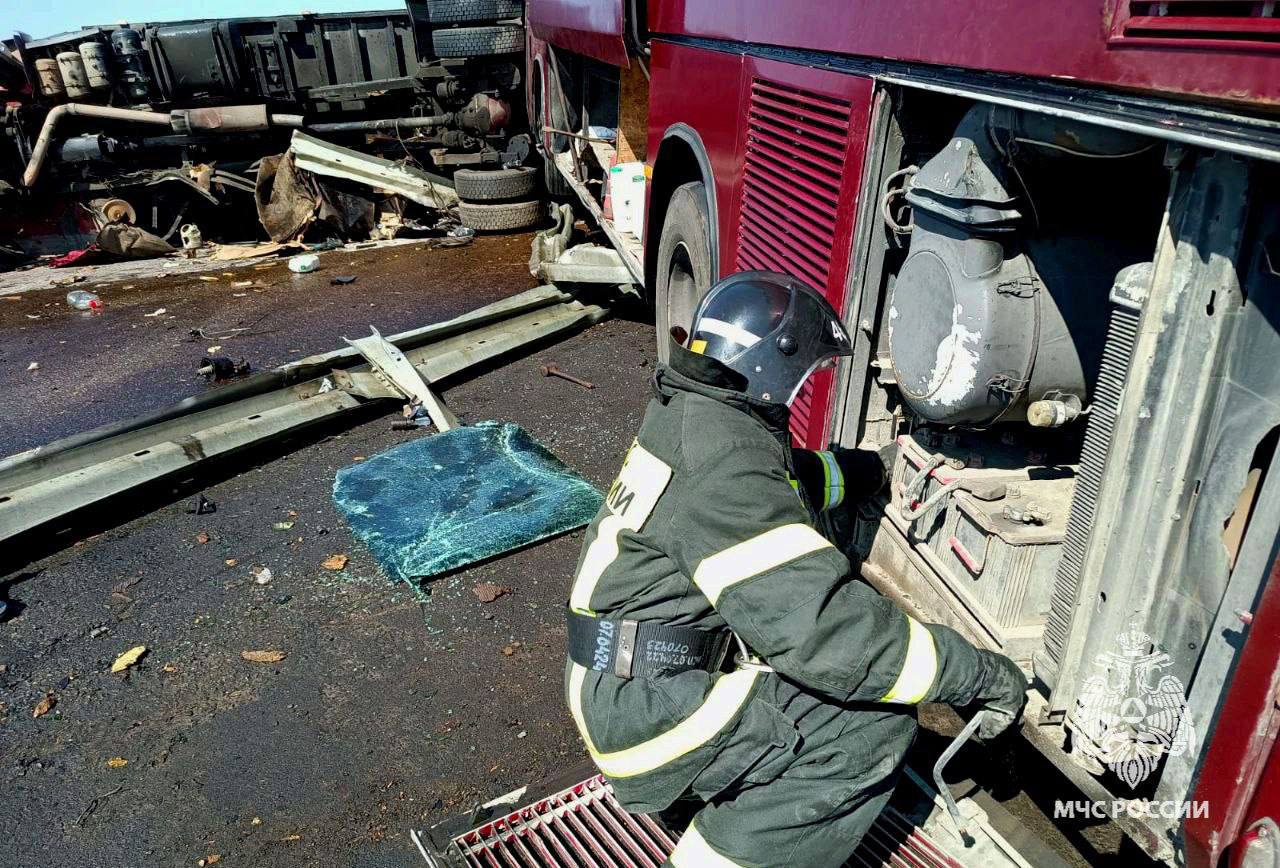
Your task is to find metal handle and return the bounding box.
[932,709,986,848]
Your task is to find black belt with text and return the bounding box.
[566,609,732,679]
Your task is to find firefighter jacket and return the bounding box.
[564,342,993,813]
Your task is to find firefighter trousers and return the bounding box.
[661,673,917,868]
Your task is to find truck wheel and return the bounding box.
[459,199,543,231]
[432,25,524,57]
[426,0,523,24]
[454,166,538,201]
[543,153,574,197]
[654,181,713,363]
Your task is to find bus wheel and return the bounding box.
[654,181,712,363]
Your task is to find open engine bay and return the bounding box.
[838,85,1280,861]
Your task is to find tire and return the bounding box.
[542,153,574,197]
[426,0,523,24]
[454,166,538,201]
[432,25,524,57]
[654,181,714,363]
[459,199,543,231]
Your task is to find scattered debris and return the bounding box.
[330,275,357,286]
[232,280,254,288]
[502,642,522,657]
[97,224,176,260]
[32,692,55,718]
[334,423,603,584]
[66,289,102,311]
[272,521,295,531]
[187,494,217,515]
[206,345,223,353]
[162,663,178,673]
[209,241,298,261]
[198,855,222,866]
[473,583,512,604]
[106,757,129,769]
[89,626,110,639]
[111,646,147,673]
[290,131,459,209]
[197,355,252,382]
[224,558,239,567]
[250,566,273,585]
[143,307,167,317]
[288,253,320,274]
[50,275,87,287]
[321,554,349,571]
[241,649,287,664]
[198,275,220,282]
[195,531,210,544]
[26,362,38,372]
[541,363,595,390]
[75,786,124,827]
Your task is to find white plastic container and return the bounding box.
[608,162,647,237]
[288,253,320,273]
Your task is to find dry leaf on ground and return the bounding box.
[241,650,287,664]
[472,582,512,603]
[106,757,128,768]
[321,554,348,571]
[111,646,147,673]
[32,693,55,718]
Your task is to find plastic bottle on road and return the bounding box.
[288,253,320,273]
[66,289,103,311]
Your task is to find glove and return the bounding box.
[872,440,899,494]
[971,650,1029,740]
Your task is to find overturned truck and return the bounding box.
[0,2,541,253]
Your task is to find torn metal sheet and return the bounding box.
[0,287,606,543]
[344,326,460,431]
[334,422,603,583]
[289,131,458,209]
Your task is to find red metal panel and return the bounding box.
[727,57,873,448]
[1184,556,1280,868]
[527,0,629,67]
[649,0,1280,109]
[645,40,748,274]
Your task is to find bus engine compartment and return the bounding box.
[845,86,1280,859]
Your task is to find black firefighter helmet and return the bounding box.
[687,271,852,404]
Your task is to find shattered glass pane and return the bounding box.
[333,422,603,585]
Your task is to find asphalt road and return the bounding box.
[0,234,656,867]
[0,234,1149,868]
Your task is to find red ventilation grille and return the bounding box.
[444,774,965,867]
[735,78,854,447]
[1112,0,1280,49]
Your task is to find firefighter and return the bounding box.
[565,271,1028,867]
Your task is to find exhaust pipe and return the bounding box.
[23,104,276,187]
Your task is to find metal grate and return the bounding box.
[446,775,963,868]
[450,775,676,868]
[1041,302,1143,671]
[1115,0,1280,47]
[735,78,854,447]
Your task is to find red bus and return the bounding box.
[521,2,1280,866]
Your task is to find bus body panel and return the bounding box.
[651,0,1280,110]
[529,0,629,67]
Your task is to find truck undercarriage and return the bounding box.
[0,4,537,256]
